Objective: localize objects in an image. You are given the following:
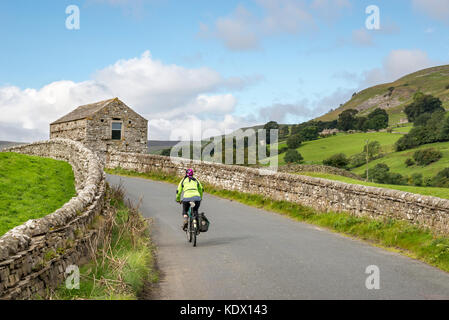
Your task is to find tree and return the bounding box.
[263,121,279,144]
[279,125,289,139]
[291,124,301,135]
[287,134,302,149]
[355,116,368,131]
[363,141,381,160]
[439,116,449,140]
[404,93,444,123]
[366,108,389,130]
[299,126,319,141]
[337,109,358,131]
[284,149,303,163]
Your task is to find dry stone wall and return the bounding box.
[278,164,363,181]
[0,139,106,299]
[107,152,449,235]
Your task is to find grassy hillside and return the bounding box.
[353,141,449,179]
[276,131,402,165]
[316,65,449,125]
[0,152,76,236]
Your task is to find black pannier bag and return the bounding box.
[198,213,210,232]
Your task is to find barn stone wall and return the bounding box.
[0,139,106,299]
[85,99,148,157]
[50,119,87,142]
[107,152,449,235]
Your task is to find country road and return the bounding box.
[107,174,449,300]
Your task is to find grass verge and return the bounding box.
[0,152,76,237]
[295,171,449,200]
[51,184,158,300]
[106,167,449,273]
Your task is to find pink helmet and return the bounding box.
[186,169,194,178]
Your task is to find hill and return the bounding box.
[0,152,76,236]
[316,65,449,126]
[148,140,180,154]
[0,141,25,151]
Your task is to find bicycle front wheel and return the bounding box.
[186,219,192,243]
[192,219,198,247]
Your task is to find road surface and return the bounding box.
[107,174,449,300]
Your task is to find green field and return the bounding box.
[297,172,449,199]
[0,152,76,236]
[391,125,413,133]
[276,131,402,165]
[353,141,449,179]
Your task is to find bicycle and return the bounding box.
[185,201,200,247]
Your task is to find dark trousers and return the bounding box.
[182,201,201,216]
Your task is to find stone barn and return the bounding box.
[50,98,148,157]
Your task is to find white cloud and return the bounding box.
[412,0,449,23]
[361,49,437,87]
[0,51,255,141]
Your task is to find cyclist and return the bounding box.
[176,169,204,231]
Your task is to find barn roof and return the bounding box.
[51,98,125,125]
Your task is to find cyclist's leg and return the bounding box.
[182,201,190,231]
[193,200,201,214]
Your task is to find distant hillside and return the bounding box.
[148,140,181,154]
[0,141,25,151]
[316,65,449,125]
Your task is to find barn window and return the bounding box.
[111,122,122,140]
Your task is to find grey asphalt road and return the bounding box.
[107,174,449,300]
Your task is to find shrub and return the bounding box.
[323,153,349,169]
[388,172,407,185]
[413,148,442,166]
[287,134,302,149]
[350,153,366,168]
[411,173,423,186]
[424,176,434,187]
[369,163,390,183]
[405,158,415,167]
[284,149,303,164]
[432,168,449,188]
[366,163,405,185]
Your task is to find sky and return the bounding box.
[0,0,448,141]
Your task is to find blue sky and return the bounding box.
[0,0,448,141]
